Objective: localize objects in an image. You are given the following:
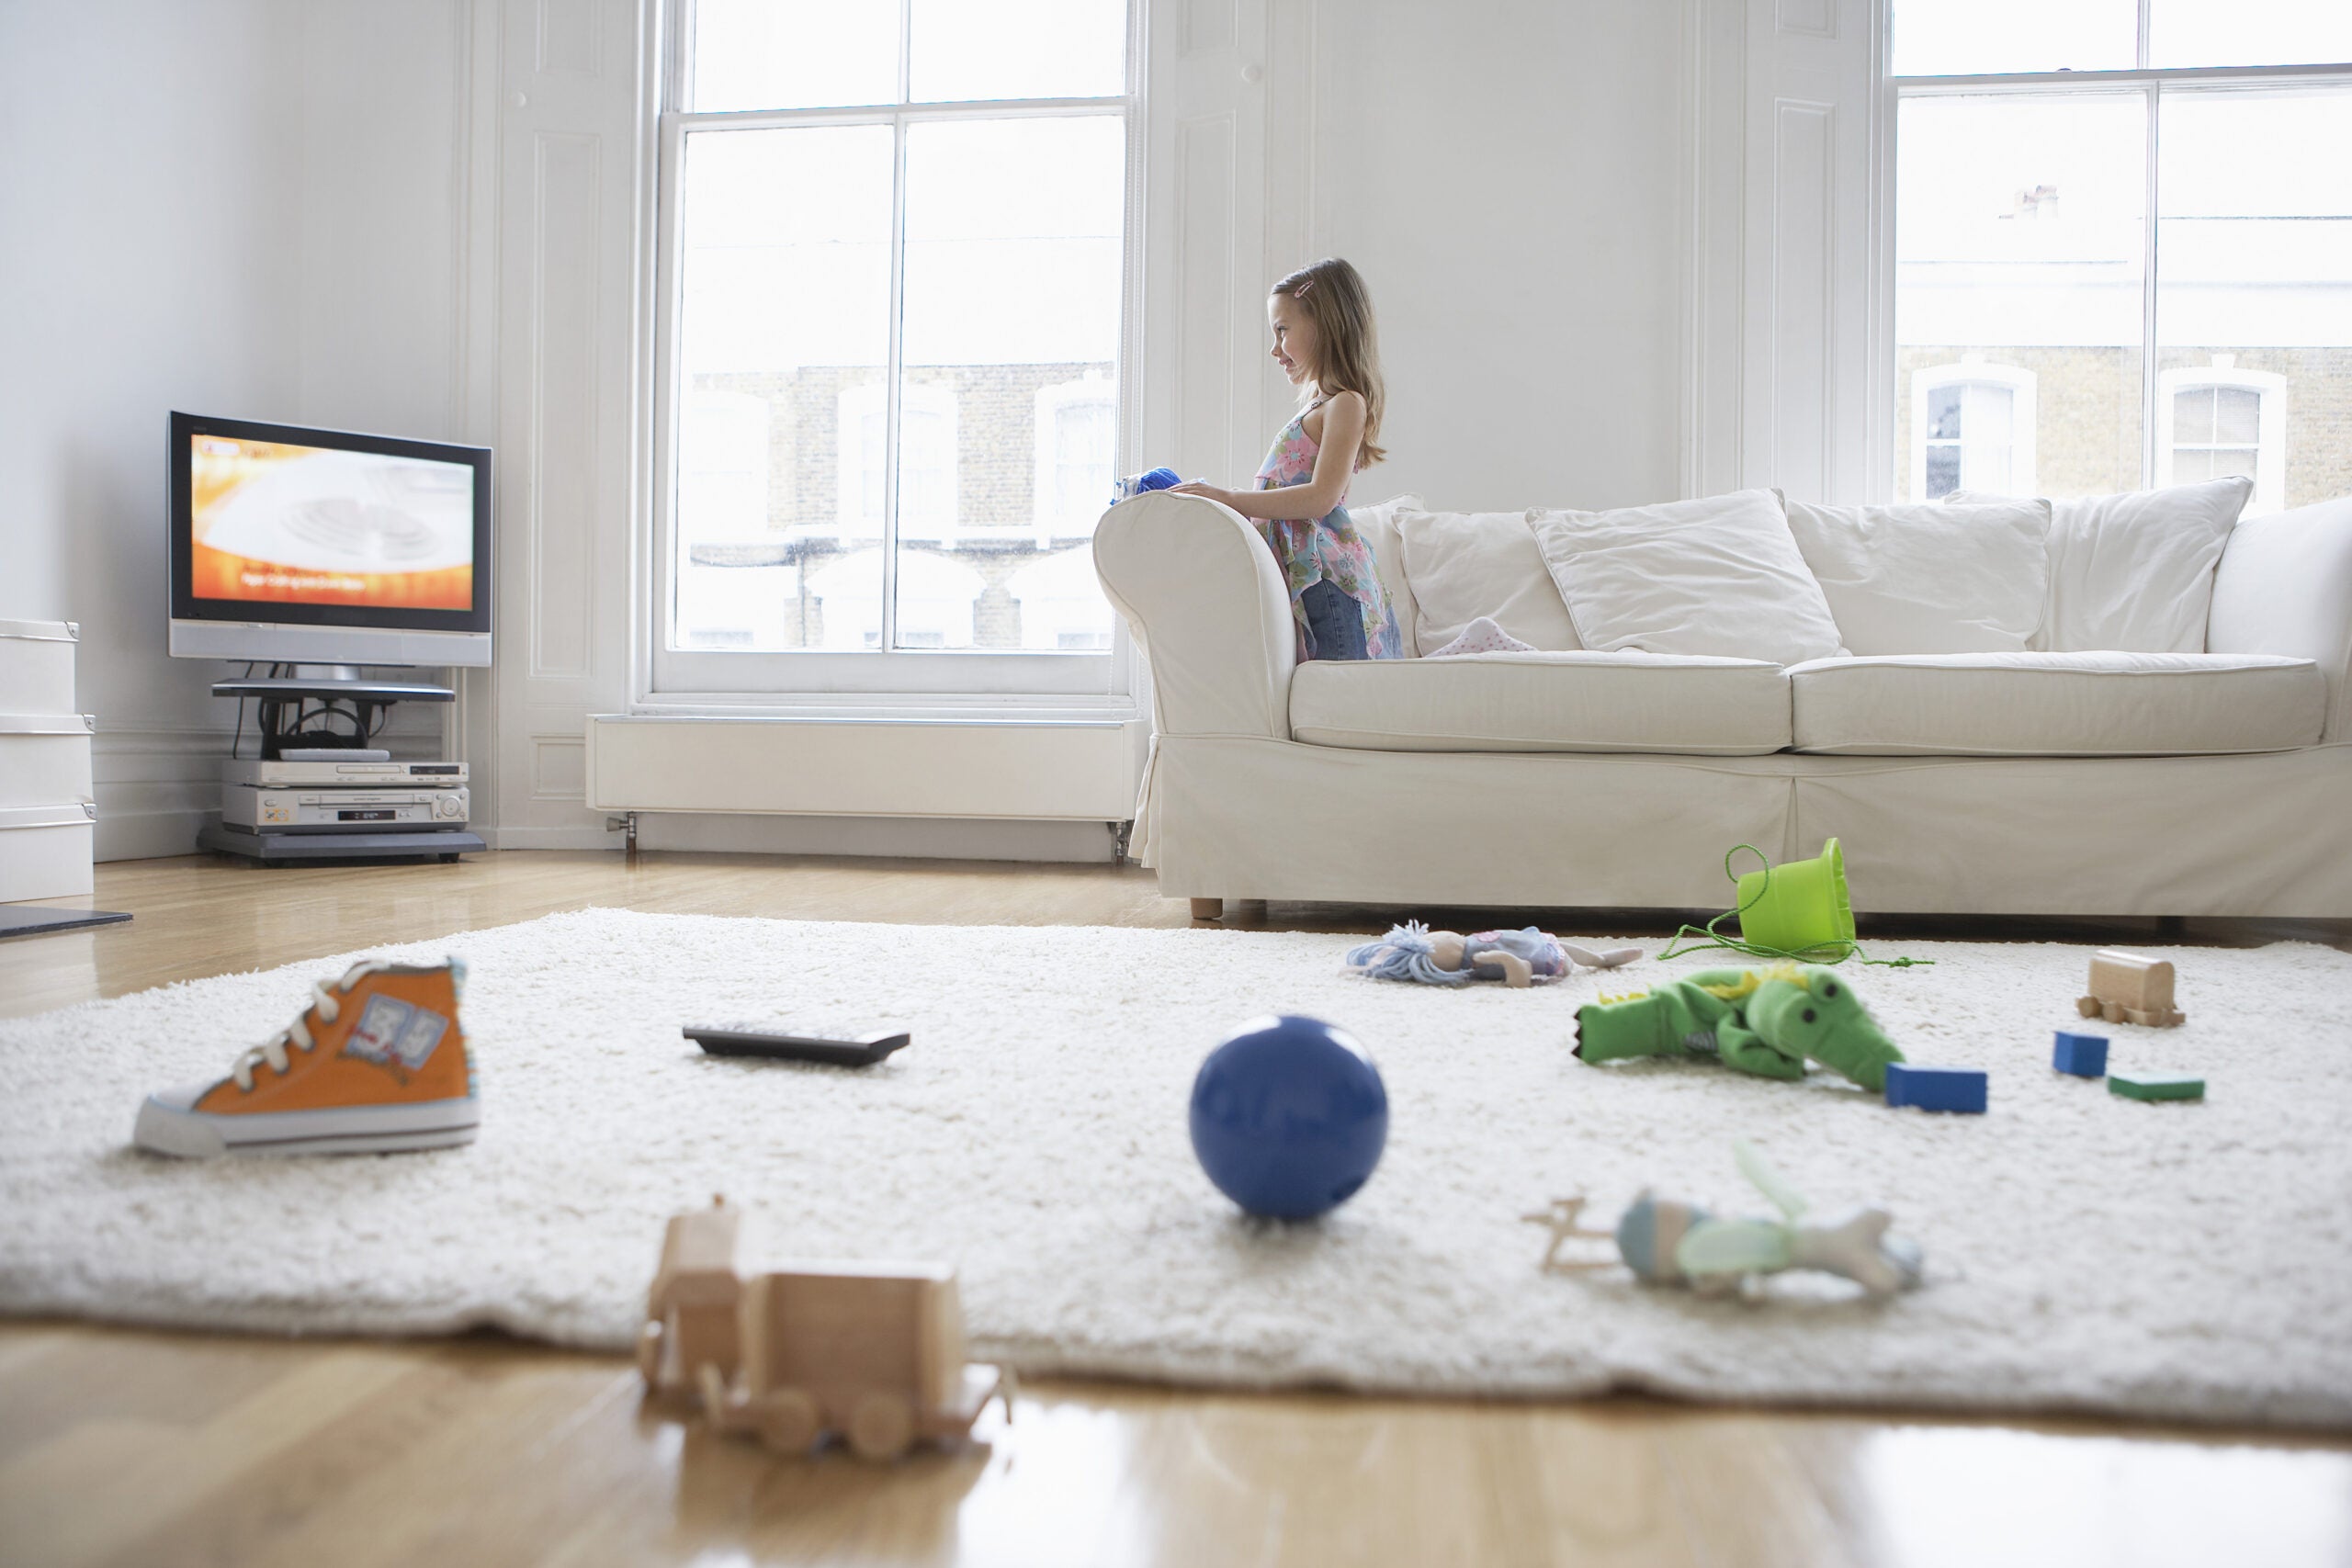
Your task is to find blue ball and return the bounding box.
[1189,1014,1388,1220]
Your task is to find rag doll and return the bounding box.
[1346,920,1640,988]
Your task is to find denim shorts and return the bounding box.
[1299,579,1370,661]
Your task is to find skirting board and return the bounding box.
[630,811,1122,863]
[586,715,1146,822]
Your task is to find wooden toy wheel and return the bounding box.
[756,1391,820,1454]
[847,1394,915,1461]
[635,1321,663,1385]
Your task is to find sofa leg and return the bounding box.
[1190,897,1225,920]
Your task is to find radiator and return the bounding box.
[585,715,1145,820]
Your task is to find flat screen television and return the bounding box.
[167,411,493,667]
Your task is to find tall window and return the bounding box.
[1892,5,2352,508]
[658,0,1134,688]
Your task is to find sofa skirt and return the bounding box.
[1139,734,2352,917]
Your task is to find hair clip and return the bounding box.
[1295,277,1314,297]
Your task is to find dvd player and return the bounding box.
[223,759,469,789]
[222,784,470,833]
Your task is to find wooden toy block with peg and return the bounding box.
[638,1197,1012,1461]
[2076,950,2186,1028]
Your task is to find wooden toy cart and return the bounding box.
[2077,949,2187,1028]
[639,1199,1012,1461]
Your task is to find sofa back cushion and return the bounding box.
[1394,506,1583,654]
[1531,490,1848,664]
[1346,493,1426,657]
[1781,494,2051,655]
[1947,477,2251,652]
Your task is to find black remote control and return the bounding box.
[683,1025,910,1066]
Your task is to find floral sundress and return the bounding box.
[1251,401,1405,661]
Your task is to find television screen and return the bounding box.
[188,434,477,611]
[168,412,493,665]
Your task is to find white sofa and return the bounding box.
[1091,485,2352,919]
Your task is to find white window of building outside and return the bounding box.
[2158,357,2290,513]
[1911,360,2038,499]
[1891,3,2352,509]
[655,0,1135,696]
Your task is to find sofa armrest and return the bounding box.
[2208,494,2352,742]
[1092,491,1295,739]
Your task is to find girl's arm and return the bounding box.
[1170,390,1366,520]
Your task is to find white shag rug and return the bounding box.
[4,908,2348,1429]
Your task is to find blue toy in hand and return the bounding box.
[1189,1014,1387,1220]
[1111,467,1183,503]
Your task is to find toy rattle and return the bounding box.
[1522,1142,1924,1299]
[1345,920,1641,987]
[1111,467,1183,502]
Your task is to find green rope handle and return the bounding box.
[1655,844,1931,968]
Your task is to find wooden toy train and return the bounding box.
[639,1197,1012,1461]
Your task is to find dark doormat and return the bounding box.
[0,907,132,940]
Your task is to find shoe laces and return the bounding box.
[231,962,390,1091]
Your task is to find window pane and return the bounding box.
[2150,1,2352,69]
[673,127,893,649]
[1892,0,2135,76]
[1927,382,1964,439]
[690,0,899,111]
[2157,87,2352,513]
[2213,387,2261,443]
[898,116,1125,650]
[1896,95,2145,500]
[910,0,1126,102]
[1925,446,1961,497]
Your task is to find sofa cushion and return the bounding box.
[1946,478,2251,653]
[1788,651,2325,756]
[1291,651,1792,756]
[1781,494,2052,654]
[1531,490,1848,664]
[1395,506,1583,654]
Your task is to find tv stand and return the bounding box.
[210,674,456,761]
[204,672,480,865]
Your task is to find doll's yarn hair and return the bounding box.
[1344,920,1470,985]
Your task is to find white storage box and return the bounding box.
[0,714,96,807]
[0,801,97,901]
[0,620,80,714]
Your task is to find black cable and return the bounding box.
[231,660,255,760]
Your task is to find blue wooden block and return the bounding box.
[1883,1063,1988,1113]
[2052,1031,2109,1078]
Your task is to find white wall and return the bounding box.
[0,0,473,860]
[4,0,1705,863]
[1308,1,1688,513]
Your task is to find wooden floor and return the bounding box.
[2,851,2347,1568]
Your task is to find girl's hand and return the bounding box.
[1168,480,1236,507]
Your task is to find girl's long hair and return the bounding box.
[1272,257,1386,468]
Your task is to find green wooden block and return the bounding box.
[2109,1073,2205,1102]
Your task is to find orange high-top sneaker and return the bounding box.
[134,959,478,1157]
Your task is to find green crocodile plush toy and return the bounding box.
[1573,964,1904,1090]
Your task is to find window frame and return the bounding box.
[1031,374,1119,549]
[1884,23,2352,503]
[1909,359,2037,502]
[2155,361,2288,514]
[643,0,1147,708]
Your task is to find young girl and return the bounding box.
[1170,259,1404,661]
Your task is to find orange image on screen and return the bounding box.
[189,437,474,611]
